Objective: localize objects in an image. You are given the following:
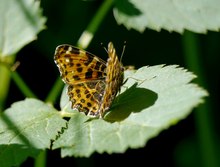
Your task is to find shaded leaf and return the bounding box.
[0,0,46,57]
[53,65,208,157]
[113,0,220,33]
[0,98,66,167]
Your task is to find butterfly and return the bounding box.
[54,42,124,118]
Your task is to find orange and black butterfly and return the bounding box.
[54,42,124,118]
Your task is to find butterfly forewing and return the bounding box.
[54,45,106,84]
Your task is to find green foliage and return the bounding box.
[0,0,46,115]
[0,0,46,57]
[0,99,67,167]
[0,65,207,164]
[0,0,216,166]
[114,0,220,33]
[53,65,207,157]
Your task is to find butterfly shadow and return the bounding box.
[104,83,158,122]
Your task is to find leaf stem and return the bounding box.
[0,55,16,111]
[11,71,37,98]
[45,78,63,103]
[77,0,114,48]
[34,150,47,167]
[0,64,11,111]
[182,31,219,167]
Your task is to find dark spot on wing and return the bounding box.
[68,85,74,91]
[85,71,93,79]
[64,54,71,58]
[84,89,89,94]
[84,54,93,66]
[71,47,80,54]
[77,67,83,72]
[94,62,101,70]
[76,89,80,93]
[73,75,80,80]
[88,68,93,72]
[63,46,69,51]
[87,102,92,107]
[101,64,106,71]
[69,62,74,67]
[97,72,103,77]
[86,94,91,98]
[80,99,85,103]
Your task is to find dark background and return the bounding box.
[7,0,219,166]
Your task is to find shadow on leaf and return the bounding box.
[115,0,142,16]
[0,144,40,167]
[104,83,157,122]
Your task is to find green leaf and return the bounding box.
[0,0,46,57]
[113,0,220,33]
[53,65,208,157]
[0,98,66,167]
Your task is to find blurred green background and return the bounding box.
[5,0,219,166]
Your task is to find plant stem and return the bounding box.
[0,65,11,111]
[0,55,15,111]
[34,150,47,167]
[45,78,63,103]
[0,58,37,112]
[77,0,114,48]
[182,31,219,167]
[11,71,37,98]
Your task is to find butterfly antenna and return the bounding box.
[120,41,127,63]
[101,42,108,53]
